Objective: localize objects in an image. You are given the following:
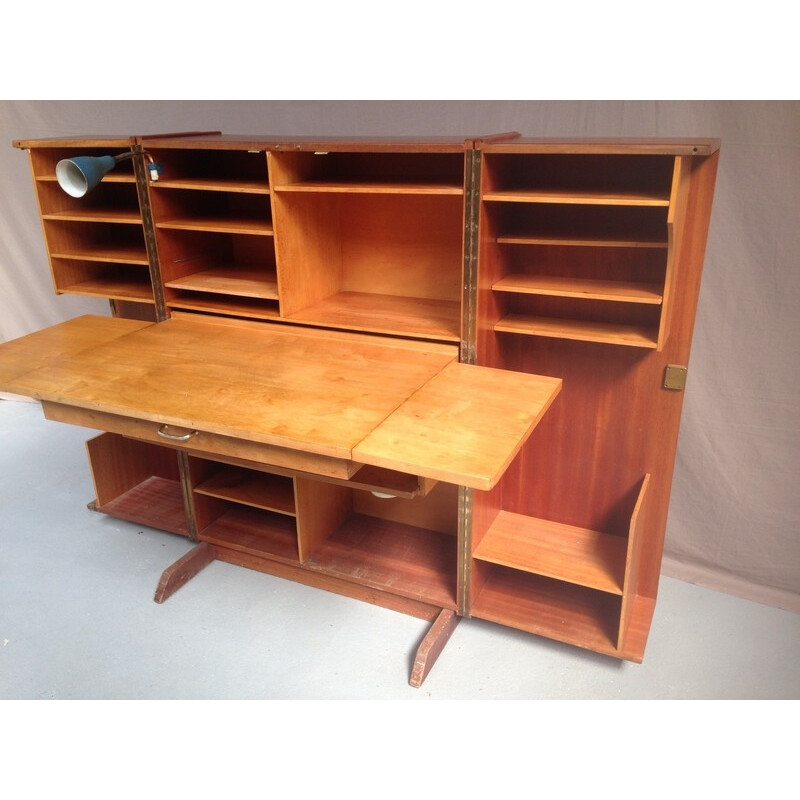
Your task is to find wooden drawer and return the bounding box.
[42,401,355,479]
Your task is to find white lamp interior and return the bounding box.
[55,161,89,198]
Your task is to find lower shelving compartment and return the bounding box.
[474,510,627,595]
[86,433,189,536]
[470,562,622,655]
[304,513,458,610]
[189,457,299,564]
[198,504,300,564]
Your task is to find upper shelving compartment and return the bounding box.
[151,189,273,235]
[271,151,465,195]
[270,148,467,342]
[482,153,675,207]
[146,148,270,194]
[478,148,685,350]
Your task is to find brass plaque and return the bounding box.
[664,365,688,391]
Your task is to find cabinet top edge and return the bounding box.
[13,136,134,149]
[136,134,482,152]
[12,134,720,156]
[480,138,721,155]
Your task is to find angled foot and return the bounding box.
[409,608,460,688]
[154,542,216,603]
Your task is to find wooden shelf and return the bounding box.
[95,476,189,536]
[43,209,142,225]
[474,510,627,595]
[195,466,295,516]
[494,314,659,348]
[483,188,670,206]
[59,277,154,303]
[275,179,463,195]
[305,514,457,609]
[199,505,299,564]
[285,291,461,342]
[165,269,279,300]
[152,177,269,194]
[37,173,136,185]
[497,234,668,249]
[50,245,149,265]
[156,216,274,236]
[166,293,279,320]
[492,275,663,304]
[471,565,621,655]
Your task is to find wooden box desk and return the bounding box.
[2,133,719,686]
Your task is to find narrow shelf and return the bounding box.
[274,179,463,195]
[50,245,149,265]
[166,293,280,320]
[95,476,188,536]
[199,506,299,564]
[474,510,626,595]
[59,277,155,303]
[285,291,461,342]
[43,208,142,225]
[471,565,621,655]
[195,467,295,516]
[494,314,659,348]
[492,275,663,305]
[483,188,670,206]
[305,514,457,609]
[165,269,278,300]
[152,177,269,194]
[498,234,667,249]
[156,216,274,236]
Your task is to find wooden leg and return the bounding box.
[409,608,460,688]
[154,542,216,603]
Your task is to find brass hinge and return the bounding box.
[664,365,688,391]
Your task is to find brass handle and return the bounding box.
[157,424,198,442]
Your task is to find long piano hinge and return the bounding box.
[131,142,168,322]
[457,485,473,615]
[460,148,481,365]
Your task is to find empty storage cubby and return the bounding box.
[85,433,189,536]
[269,149,467,341]
[301,481,460,610]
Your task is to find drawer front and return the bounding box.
[41,401,356,479]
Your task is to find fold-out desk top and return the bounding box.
[0,315,561,490]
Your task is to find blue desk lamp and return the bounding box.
[55,152,138,197]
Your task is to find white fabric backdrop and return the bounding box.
[1,100,798,611]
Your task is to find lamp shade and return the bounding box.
[55,155,118,198]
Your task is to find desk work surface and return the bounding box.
[0,315,561,490]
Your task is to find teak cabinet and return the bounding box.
[2,132,719,686]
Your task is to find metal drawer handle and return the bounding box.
[157,424,198,442]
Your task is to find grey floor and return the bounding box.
[1,397,799,701]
